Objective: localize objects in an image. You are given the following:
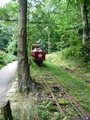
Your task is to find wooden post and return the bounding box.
[1,100,13,120]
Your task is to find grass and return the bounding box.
[31,58,90,114]
[30,53,90,113]
[46,51,90,72]
[45,52,90,113]
[11,83,64,120]
[12,93,40,120]
[43,61,90,111]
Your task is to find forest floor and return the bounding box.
[0,53,90,120]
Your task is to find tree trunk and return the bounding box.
[1,101,13,120]
[80,1,89,47]
[18,0,32,93]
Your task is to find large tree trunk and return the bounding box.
[18,0,32,93]
[80,1,89,47]
[80,1,90,62]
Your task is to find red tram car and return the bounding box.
[31,44,46,65]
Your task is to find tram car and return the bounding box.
[31,44,46,64]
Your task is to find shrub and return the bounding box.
[0,50,7,68]
[0,50,17,68]
[5,53,17,63]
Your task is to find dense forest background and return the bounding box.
[0,0,90,68]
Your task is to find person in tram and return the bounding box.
[33,47,42,52]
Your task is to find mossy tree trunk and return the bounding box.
[80,1,89,47]
[80,1,90,62]
[18,0,32,93]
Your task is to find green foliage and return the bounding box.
[27,0,88,61]
[0,1,18,20]
[0,0,90,63]
[0,50,7,68]
[62,45,81,60]
[28,0,89,62]
[7,36,17,55]
[5,52,17,63]
[0,26,12,51]
[37,101,51,120]
[0,1,18,54]
[0,50,17,68]
[81,46,90,63]
[37,100,62,120]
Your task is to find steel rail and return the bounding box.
[42,76,66,117]
[40,71,66,117]
[37,67,88,120]
[47,72,89,120]
[55,83,88,120]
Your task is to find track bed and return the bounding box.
[31,65,89,120]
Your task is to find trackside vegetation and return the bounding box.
[10,58,90,120]
[43,61,90,113]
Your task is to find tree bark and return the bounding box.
[80,1,89,47]
[1,101,13,120]
[18,0,32,93]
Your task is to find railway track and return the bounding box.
[38,68,89,120]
